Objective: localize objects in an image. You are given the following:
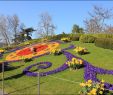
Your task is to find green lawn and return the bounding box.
[1,41,113,95]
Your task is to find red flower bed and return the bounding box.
[17,45,48,56]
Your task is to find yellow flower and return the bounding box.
[79,59,83,64]
[75,60,79,64]
[89,88,97,95]
[0,49,4,53]
[88,80,92,84]
[99,91,103,94]
[72,58,76,62]
[96,84,100,89]
[101,79,105,83]
[80,83,86,87]
[100,87,104,90]
[87,83,92,87]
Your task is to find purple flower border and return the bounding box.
[63,51,113,90]
[22,45,75,77]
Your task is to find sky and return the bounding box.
[0,1,113,38]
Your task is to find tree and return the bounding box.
[37,12,56,38]
[7,14,19,44]
[72,24,84,33]
[22,27,35,40]
[84,5,113,33]
[104,25,113,34]
[0,15,11,46]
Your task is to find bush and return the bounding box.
[79,35,96,43]
[95,38,113,50]
[50,34,70,40]
[70,33,83,41]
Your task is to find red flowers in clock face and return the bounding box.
[17,45,48,56]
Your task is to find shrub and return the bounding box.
[80,35,96,43]
[70,33,83,41]
[95,38,113,50]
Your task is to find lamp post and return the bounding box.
[38,72,40,95]
[2,62,4,95]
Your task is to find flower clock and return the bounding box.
[5,42,59,62]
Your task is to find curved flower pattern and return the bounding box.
[2,43,113,91]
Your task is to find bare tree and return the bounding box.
[84,5,113,33]
[37,12,56,38]
[0,15,10,46]
[7,14,19,43]
[104,25,113,34]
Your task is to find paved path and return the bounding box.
[0,90,3,95]
[0,89,8,95]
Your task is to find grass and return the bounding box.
[1,41,113,95]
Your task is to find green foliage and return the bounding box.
[79,35,96,43]
[70,33,83,41]
[95,38,113,50]
[92,34,113,39]
[72,24,84,34]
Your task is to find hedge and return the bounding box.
[79,35,96,43]
[95,38,113,50]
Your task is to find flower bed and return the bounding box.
[59,50,113,91]
[61,37,71,42]
[66,57,84,70]
[23,45,75,76]
[74,46,88,55]
[5,42,59,61]
[79,79,105,95]
[4,43,113,91]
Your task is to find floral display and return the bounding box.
[66,57,83,70]
[74,46,88,55]
[23,45,75,77]
[2,42,113,92]
[60,50,113,91]
[61,37,71,42]
[23,62,68,77]
[79,79,105,95]
[50,48,62,55]
[0,49,5,53]
[5,42,59,61]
